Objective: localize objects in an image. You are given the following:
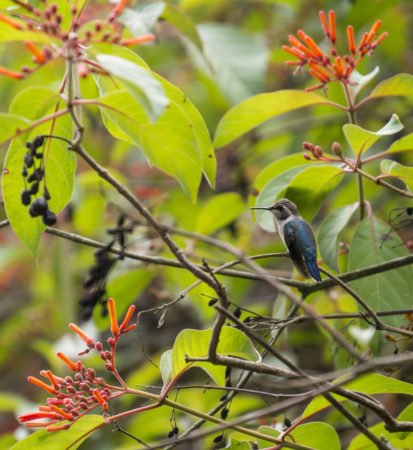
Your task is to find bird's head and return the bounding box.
[251,198,299,221]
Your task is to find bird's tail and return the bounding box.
[306,259,321,282]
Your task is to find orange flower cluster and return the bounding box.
[283,10,388,91]
[19,299,136,431]
[0,1,154,80]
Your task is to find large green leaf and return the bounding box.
[197,24,268,105]
[162,327,261,385]
[2,115,75,254]
[0,24,55,43]
[285,165,345,222]
[96,57,215,199]
[343,114,404,155]
[303,374,413,418]
[380,160,413,190]
[367,73,413,102]
[214,90,333,148]
[96,54,168,122]
[195,192,245,234]
[348,217,413,326]
[317,203,359,271]
[11,415,104,450]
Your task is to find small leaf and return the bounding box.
[195,192,245,235]
[285,165,345,222]
[380,160,413,190]
[387,132,413,155]
[11,415,104,450]
[304,373,413,418]
[160,350,173,385]
[96,54,168,122]
[348,217,413,326]
[0,24,55,44]
[318,203,359,271]
[367,73,413,102]
[348,67,379,102]
[224,438,252,449]
[169,327,260,385]
[343,114,404,155]
[290,423,340,450]
[162,3,203,48]
[214,90,333,148]
[119,3,164,35]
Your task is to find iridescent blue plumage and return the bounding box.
[251,198,321,282]
[283,219,321,282]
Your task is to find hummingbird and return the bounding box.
[252,198,321,282]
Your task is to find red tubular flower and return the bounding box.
[0,67,24,79]
[120,34,155,46]
[27,376,57,395]
[24,41,46,64]
[68,323,95,347]
[0,13,23,29]
[120,304,136,331]
[56,352,81,371]
[283,10,387,91]
[107,298,119,336]
[92,389,108,412]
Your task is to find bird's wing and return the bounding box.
[283,221,310,278]
[294,220,321,282]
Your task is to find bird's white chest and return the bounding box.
[273,216,295,247]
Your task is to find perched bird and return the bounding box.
[252,198,321,282]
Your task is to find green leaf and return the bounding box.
[348,67,380,102]
[2,115,75,255]
[367,73,413,101]
[348,217,413,326]
[168,327,260,385]
[380,160,413,190]
[285,165,345,222]
[304,374,413,418]
[343,114,404,155]
[9,86,59,120]
[386,132,413,155]
[96,54,168,122]
[197,24,268,105]
[98,78,215,200]
[162,3,203,48]
[160,350,173,385]
[214,90,333,148]
[317,203,359,271]
[195,192,245,234]
[290,423,340,450]
[224,438,251,450]
[11,415,104,450]
[0,114,30,144]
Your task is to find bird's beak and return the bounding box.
[250,207,270,210]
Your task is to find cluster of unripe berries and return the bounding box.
[21,135,56,226]
[303,141,343,161]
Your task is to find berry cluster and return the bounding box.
[19,299,136,432]
[303,141,343,161]
[21,135,56,226]
[80,215,135,320]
